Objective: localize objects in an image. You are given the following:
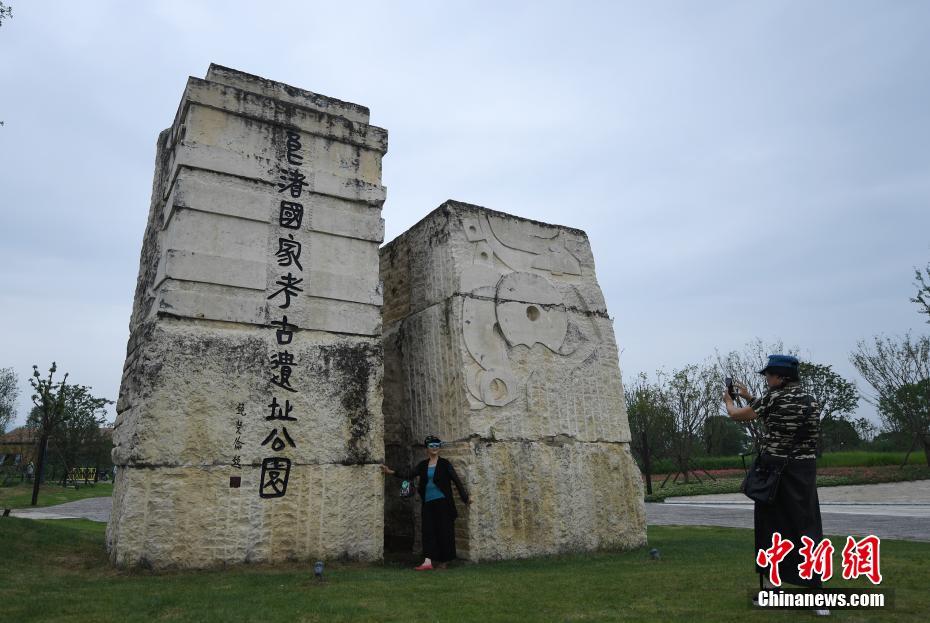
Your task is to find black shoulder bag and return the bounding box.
[741,456,785,504]
[741,415,808,504]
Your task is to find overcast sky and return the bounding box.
[1,1,928,429]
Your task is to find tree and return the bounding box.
[716,339,797,452]
[914,263,930,323]
[799,361,859,455]
[851,334,930,466]
[27,363,111,505]
[703,415,749,456]
[820,417,861,452]
[625,372,675,468]
[663,363,719,483]
[851,417,877,444]
[0,367,18,434]
[26,400,111,483]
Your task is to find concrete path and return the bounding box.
[648,480,930,542]
[7,481,930,543]
[8,496,111,522]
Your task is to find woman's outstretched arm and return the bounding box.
[447,462,470,504]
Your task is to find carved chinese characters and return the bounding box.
[108,66,386,569]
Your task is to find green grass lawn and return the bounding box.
[0,481,113,509]
[0,518,923,622]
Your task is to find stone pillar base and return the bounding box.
[405,440,646,562]
[107,464,383,569]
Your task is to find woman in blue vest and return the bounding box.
[382,435,471,570]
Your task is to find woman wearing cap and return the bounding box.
[723,355,825,594]
[381,436,471,571]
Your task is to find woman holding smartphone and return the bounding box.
[723,355,825,594]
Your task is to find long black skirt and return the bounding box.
[422,499,457,562]
[754,454,823,588]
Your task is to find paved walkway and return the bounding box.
[648,480,930,542]
[7,481,930,542]
[8,496,111,522]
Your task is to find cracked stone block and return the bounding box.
[433,440,646,560]
[112,321,382,468]
[109,65,386,568]
[381,201,645,560]
[108,464,383,569]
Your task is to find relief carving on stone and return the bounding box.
[458,213,604,411]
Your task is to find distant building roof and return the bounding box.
[0,425,115,446]
[0,426,37,445]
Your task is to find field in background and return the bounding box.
[644,456,930,502]
[646,451,927,475]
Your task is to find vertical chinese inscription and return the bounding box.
[261,130,306,499]
[233,403,245,467]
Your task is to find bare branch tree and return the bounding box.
[662,363,719,483]
[851,334,930,466]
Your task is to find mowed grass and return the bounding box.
[0,481,113,509]
[0,518,926,622]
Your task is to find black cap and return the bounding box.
[758,354,800,380]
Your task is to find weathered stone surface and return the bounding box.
[382,202,629,445]
[383,301,628,444]
[107,463,383,569]
[381,201,606,327]
[110,65,386,568]
[113,320,382,467]
[381,201,645,560]
[205,64,373,125]
[433,440,645,561]
[128,64,386,339]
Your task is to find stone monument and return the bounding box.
[108,65,387,568]
[381,201,646,560]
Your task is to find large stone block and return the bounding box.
[107,463,383,569]
[111,65,386,568]
[381,201,645,559]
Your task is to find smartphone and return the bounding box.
[725,377,738,399]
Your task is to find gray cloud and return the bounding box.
[1,0,928,427]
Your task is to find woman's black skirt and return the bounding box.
[422,498,457,562]
[754,454,823,588]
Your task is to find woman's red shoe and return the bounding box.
[414,563,434,571]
